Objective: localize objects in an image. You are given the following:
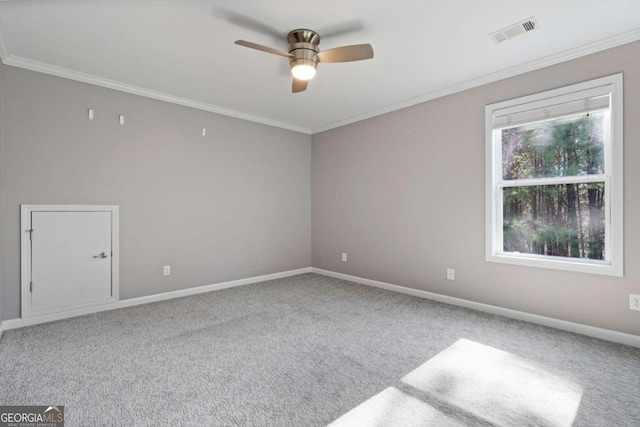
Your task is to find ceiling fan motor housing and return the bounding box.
[234,28,373,92]
[287,29,320,72]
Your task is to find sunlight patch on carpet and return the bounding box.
[402,338,583,427]
[328,386,464,427]
[330,338,583,426]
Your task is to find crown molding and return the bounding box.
[1,55,312,134]
[0,17,638,136]
[311,27,640,134]
[0,20,311,135]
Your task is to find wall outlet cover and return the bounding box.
[447,268,455,280]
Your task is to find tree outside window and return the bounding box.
[485,74,623,276]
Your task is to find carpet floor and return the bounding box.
[0,273,639,426]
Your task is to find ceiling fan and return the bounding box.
[235,29,374,93]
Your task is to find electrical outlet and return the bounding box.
[447,268,455,281]
[341,253,347,262]
[630,294,640,311]
[164,265,171,276]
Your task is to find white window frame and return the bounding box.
[485,74,623,276]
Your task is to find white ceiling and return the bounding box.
[1,0,639,134]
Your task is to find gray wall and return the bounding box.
[312,41,640,336]
[0,63,311,320]
[0,62,4,322]
[2,42,639,337]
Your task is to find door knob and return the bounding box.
[93,252,109,259]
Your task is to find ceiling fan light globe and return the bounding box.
[291,64,316,81]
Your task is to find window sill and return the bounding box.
[486,253,623,277]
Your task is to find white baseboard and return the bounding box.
[2,267,313,331]
[312,268,640,348]
[5,266,638,349]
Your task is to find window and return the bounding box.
[485,74,623,276]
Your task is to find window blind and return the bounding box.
[492,87,612,129]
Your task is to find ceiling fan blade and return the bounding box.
[317,20,364,40]
[234,40,293,58]
[317,44,374,63]
[215,8,285,39]
[292,78,308,93]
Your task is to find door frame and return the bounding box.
[21,204,120,318]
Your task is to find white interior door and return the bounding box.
[25,209,117,316]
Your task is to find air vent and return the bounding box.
[490,17,539,44]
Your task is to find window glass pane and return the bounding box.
[503,183,605,260]
[501,112,605,180]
